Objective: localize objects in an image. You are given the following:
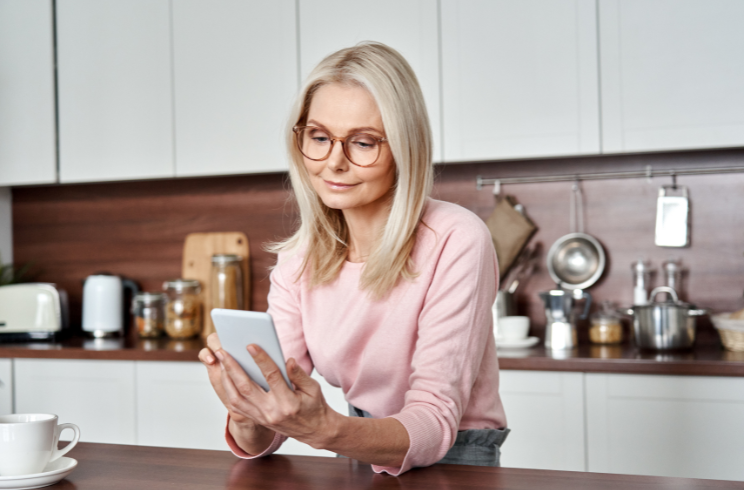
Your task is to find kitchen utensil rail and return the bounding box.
[476,165,744,190]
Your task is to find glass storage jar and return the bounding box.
[132,292,165,338]
[211,254,243,310]
[163,279,202,339]
[589,300,624,344]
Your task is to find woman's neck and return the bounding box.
[343,195,392,263]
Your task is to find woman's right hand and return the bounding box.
[198,333,255,426]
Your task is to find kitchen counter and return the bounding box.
[1,336,744,376]
[0,336,203,361]
[53,442,741,489]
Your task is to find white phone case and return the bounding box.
[211,309,292,391]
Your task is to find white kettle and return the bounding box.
[82,274,139,337]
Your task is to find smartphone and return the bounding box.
[211,309,292,392]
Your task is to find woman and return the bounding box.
[199,42,508,476]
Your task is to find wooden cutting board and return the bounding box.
[182,232,250,340]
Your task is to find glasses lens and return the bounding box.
[347,133,380,166]
[297,127,332,160]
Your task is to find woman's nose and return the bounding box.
[326,140,349,172]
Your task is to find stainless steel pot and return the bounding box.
[627,287,707,350]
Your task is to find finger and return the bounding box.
[206,332,222,351]
[248,344,291,393]
[198,347,216,365]
[215,348,263,398]
[286,358,314,392]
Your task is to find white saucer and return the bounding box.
[0,457,77,490]
[495,336,540,349]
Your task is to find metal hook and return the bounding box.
[671,172,677,190]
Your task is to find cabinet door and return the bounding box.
[599,0,744,153]
[298,0,442,162]
[441,0,600,162]
[498,370,585,471]
[0,0,57,185]
[586,373,744,481]
[14,359,136,444]
[56,0,174,183]
[173,0,298,176]
[274,370,348,457]
[0,359,12,415]
[136,361,229,450]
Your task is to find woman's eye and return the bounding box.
[351,135,377,150]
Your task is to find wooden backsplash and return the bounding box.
[12,148,744,338]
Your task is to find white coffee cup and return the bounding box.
[0,414,80,476]
[498,316,530,340]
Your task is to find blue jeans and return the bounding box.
[343,404,509,467]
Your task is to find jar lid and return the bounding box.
[134,292,165,303]
[163,279,201,291]
[212,254,242,264]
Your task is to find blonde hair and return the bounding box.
[270,42,433,298]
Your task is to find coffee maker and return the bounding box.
[539,288,592,350]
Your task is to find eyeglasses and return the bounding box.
[293,126,388,167]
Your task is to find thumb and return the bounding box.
[287,358,314,391]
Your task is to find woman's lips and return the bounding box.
[323,180,359,191]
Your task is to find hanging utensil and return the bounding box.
[546,182,606,290]
[655,182,690,247]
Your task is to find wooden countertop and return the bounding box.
[2,337,744,376]
[52,442,740,489]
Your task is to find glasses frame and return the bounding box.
[293,125,388,167]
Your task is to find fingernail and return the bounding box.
[215,350,225,362]
[220,362,225,371]
[247,345,258,356]
[206,355,214,364]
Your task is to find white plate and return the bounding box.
[495,336,540,349]
[0,457,77,490]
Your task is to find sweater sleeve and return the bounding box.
[225,253,314,459]
[374,220,499,475]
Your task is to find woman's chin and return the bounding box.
[319,195,359,210]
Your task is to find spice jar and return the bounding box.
[163,279,202,339]
[589,301,623,344]
[132,292,165,338]
[211,255,243,310]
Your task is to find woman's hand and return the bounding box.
[199,333,275,454]
[214,343,339,450]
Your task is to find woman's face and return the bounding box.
[301,83,396,214]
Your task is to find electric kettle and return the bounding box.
[539,288,591,350]
[82,274,139,337]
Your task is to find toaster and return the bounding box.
[0,283,69,341]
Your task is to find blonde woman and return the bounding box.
[199,42,508,475]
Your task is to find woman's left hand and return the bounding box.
[214,344,338,449]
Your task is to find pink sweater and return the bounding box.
[226,198,507,475]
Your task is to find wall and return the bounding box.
[11,148,744,338]
[0,187,11,264]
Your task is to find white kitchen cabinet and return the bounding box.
[599,0,744,153]
[586,373,744,481]
[136,362,347,456]
[274,369,348,458]
[56,0,174,183]
[440,0,600,162]
[172,0,298,176]
[14,359,136,444]
[0,359,12,415]
[136,361,229,450]
[498,370,586,471]
[0,0,57,186]
[298,0,442,162]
